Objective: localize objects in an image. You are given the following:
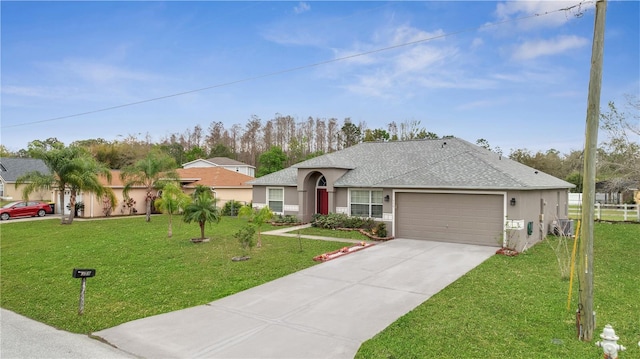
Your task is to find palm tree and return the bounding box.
[154,181,191,237]
[120,151,178,222]
[238,205,274,248]
[16,144,114,224]
[183,186,221,241]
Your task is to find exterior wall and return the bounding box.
[505,189,571,251]
[223,166,254,177]
[82,187,149,218]
[251,185,297,216]
[252,185,267,205]
[212,188,253,208]
[0,182,52,203]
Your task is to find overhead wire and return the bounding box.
[2,1,595,129]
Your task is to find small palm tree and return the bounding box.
[183,186,221,241]
[154,181,191,238]
[238,205,273,248]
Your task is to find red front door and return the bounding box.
[317,189,328,215]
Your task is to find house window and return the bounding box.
[350,189,383,218]
[268,188,284,213]
[317,176,327,187]
[0,181,4,197]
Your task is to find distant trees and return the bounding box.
[598,98,640,190]
[9,98,637,195]
[257,146,287,177]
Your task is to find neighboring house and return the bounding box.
[249,138,575,251]
[182,157,255,177]
[0,157,53,203]
[176,167,254,207]
[82,168,254,218]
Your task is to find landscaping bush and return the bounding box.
[222,200,244,216]
[272,214,300,224]
[311,213,375,230]
[373,222,387,237]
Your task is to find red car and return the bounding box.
[0,201,52,220]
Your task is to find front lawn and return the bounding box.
[0,216,350,334]
[356,222,640,358]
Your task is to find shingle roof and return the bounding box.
[0,158,50,182]
[249,138,574,190]
[176,167,254,187]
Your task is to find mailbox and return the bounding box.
[72,268,96,278]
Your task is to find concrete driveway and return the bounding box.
[95,239,496,358]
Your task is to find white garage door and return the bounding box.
[395,192,503,246]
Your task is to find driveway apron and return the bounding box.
[94,239,496,358]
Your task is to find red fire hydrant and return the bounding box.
[595,324,626,359]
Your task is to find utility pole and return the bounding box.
[578,0,607,342]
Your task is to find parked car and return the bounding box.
[0,201,52,220]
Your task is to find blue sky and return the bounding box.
[1,1,638,154]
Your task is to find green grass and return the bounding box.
[355,222,640,358]
[294,226,372,241]
[0,216,350,334]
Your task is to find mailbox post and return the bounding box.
[72,268,95,315]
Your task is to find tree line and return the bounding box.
[2,96,637,194]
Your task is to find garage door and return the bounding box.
[395,192,503,246]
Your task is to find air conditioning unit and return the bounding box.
[549,219,574,236]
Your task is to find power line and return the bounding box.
[2,1,593,129]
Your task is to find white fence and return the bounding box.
[569,203,639,222]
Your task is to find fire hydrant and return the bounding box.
[595,324,626,359]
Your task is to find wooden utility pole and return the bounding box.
[578,0,607,342]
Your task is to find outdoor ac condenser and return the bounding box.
[549,219,574,236]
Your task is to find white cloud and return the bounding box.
[294,2,310,14]
[59,59,159,84]
[512,35,588,60]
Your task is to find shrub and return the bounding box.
[311,213,375,230]
[222,200,244,216]
[272,214,300,224]
[234,225,256,254]
[373,222,387,237]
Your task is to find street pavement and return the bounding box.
[0,308,136,359]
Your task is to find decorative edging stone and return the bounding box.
[313,242,375,262]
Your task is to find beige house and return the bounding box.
[81,167,254,218]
